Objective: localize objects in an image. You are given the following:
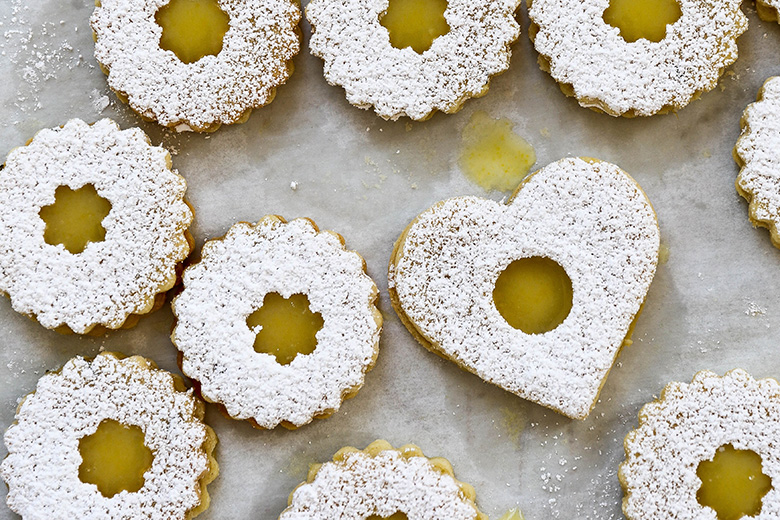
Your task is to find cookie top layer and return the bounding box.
[528,0,747,116]
[1,353,216,520]
[172,216,382,429]
[620,370,780,520]
[91,0,300,131]
[389,158,659,419]
[306,0,520,121]
[0,119,192,334]
[735,76,780,247]
[279,440,486,520]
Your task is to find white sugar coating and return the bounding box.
[620,370,780,520]
[172,217,382,429]
[389,158,660,419]
[528,0,747,116]
[280,443,482,520]
[735,76,780,247]
[0,119,193,334]
[1,353,214,520]
[91,0,300,130]
[305,0,520,121]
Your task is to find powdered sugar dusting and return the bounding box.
[389,158,660,419]
[1,353,213,519]
[172,217,382,429]
[0,119,193,333]
[91,0,300,130]
[280,443,482,520]
[306,0,520,121]
[620,370,780,520]
[735,76,780,247]
[528,0,747,116]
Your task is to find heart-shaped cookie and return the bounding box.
[388,157,660,419]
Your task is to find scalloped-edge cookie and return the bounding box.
[620,369,780,520]
[734,76,780,248]
[279,440,487,520]
[1,352,218,520]
[305,0,520,121]
[527,0,747,117]
[0,119,193,334]
[389,157,660,419]
[172,216,382,429]
[91,0,301,132]
[757,0,780,22]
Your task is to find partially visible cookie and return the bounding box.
[735,76,780,248]
[279,440,487,520]
[756,0,780,22]
[172,216,382,429]
[1,352,218,520]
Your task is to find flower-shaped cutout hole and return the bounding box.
[39,184,111,254]
[602,0,681,43]
[155,0,230,64]
[78,419,154,498]
[493,257,573,334]
[247,293,324,365]
[696,444,773,520]
[367,513,408,520]
[380,0,450,53]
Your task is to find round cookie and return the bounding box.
[305,0,520,121]
[0,119,193,334]
[620,370,780,520]
[1,352,218,520]
[389,158,660,419]
[527,0,747,116]
[279,440,487,520]
[171,216,382,429]
[91,0,301,132]
[734,76,780,248]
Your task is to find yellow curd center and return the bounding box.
[493,257,573,334]
[155,0,230,64]
[39,184,111,254]
[697,445,772,520]
[380,0,450,53]
[459,111,536,192]
[602,0,682,43]
[78,419,154,498]
[247,293,324,365]
[367,513,408,520]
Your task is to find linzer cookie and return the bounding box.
[172,216,382,429]
[389,157,659,419]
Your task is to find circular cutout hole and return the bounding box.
[155,0,230,64]
[78,419,154,498]
[493,256,573,334]
[39,184,111,254]
[696,444,772,520]
[379,0,450,53]
[247,293,324,365]
[602,0,681,43]
[367,513,408,520]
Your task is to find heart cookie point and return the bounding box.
[389,157,660,419]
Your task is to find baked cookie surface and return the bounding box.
[389,157,659,419]
[279,440,486,520]
[528,0,747,116]
[306,0,520,121]
[0,119,192,334]
[91,0,300,131]
[172,216,382,429]
[1,352,218,520]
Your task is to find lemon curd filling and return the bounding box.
[602,0,682,43]
[380,0,450,53]
[696,445,773,520]
[459,111,536,192]
[367,513,408,520]
[155,0,230,64]
[247,293,325,365]
[39,184,112,254]
[78,419,154,498]
[493,257,573,334]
